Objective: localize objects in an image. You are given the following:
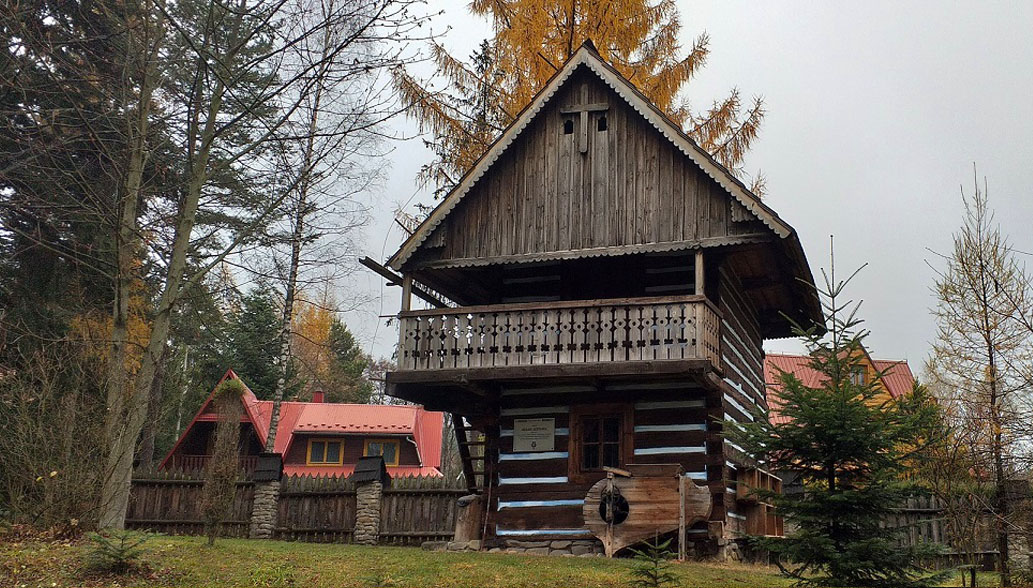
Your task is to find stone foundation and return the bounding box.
[354,480,382,545]
[248,480,280,539]
[424,538,605,557]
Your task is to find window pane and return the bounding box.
[311,441,325,462]
[603,417,620,442]
[382,442,397,464]
[582,444,599,470]
[366,442,381,457]
[602,443,620,467]
[325,441,341,463]
[583,418,600,444]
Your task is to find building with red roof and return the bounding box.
[160,369,445,478]
[764,352,916,425]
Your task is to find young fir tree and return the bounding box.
[734,267,942,587]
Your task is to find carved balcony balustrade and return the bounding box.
[396,295,720,374]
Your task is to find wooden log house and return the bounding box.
[381,41,822,556]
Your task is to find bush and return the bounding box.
[628,537,679,588]
[84,530,150,574]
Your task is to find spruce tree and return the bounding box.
[734,267,942,587]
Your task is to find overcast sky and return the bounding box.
[343,1,1033,376]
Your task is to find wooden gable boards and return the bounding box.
[389,42,796,271]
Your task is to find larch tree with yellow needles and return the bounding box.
[395,0,765,197]
[928,174,1033,588]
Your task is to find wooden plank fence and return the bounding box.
[883,494,1001,569]
[129,473,1002,560]
[127,471,465,546]
[380,476,466,545]
[127,474,255,538]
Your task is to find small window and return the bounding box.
[563,119,574,134]
[580,415,622,471]
[363,439,400,466]
[850,367,867,386]
[307,438,344,466]
[597,115,607,132]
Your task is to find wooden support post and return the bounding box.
[678,475,687,561]
[401,274,413,312]
[605,472,615,558]
[694,250,705,296]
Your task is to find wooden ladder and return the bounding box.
[452,413,485,494]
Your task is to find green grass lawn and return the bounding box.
[1,534,797,588]
[0,534,1005,588]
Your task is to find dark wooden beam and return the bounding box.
[387,359,713,387]
[358,256,450,309]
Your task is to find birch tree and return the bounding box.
[96,0,431,529]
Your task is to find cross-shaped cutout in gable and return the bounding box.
[561,83,608,154]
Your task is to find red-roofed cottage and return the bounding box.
[764,351,916,425]
[160,369,445,478]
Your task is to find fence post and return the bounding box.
[354,479,383,545]
[353,456,388,545]
[249,480,281,539]
[248,453,284,539]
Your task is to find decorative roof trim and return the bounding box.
[388,43,791,270]
[410,233,773,270]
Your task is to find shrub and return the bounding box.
[84,530,150,574]
[628,537,679,588]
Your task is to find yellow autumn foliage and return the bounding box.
[68,280,151,375]
[396,0,765,194]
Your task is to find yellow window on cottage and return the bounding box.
[363,439,400,466]
[307,438,343,465]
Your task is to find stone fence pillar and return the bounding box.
[354,479,383,545]
[248,452,284,539]
[249,480,280,539]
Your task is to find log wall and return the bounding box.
[488,382,722,543]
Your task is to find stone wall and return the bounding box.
[354,480,383,545]
[430,538,605,557]
[248,480,280,539]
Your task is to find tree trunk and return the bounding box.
[136,347,167,467]
[98,66,223,529]
[98,8,161,527]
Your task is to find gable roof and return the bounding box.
[764,353,916,425]
[388,41,796,271]
[159,370,444,476]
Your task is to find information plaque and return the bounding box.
[513,418,555,452]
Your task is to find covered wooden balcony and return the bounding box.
[164,454,259,475]
[389,295,720,402]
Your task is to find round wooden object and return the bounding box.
[583,474,712,556]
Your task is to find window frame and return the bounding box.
[363,438,401,467]
[850,366,868,386]
[306,438,344,466]
[568,404,634,483]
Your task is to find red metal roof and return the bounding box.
[160,369,444,477]
[764,353,916,425]
[284,465,444,478]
